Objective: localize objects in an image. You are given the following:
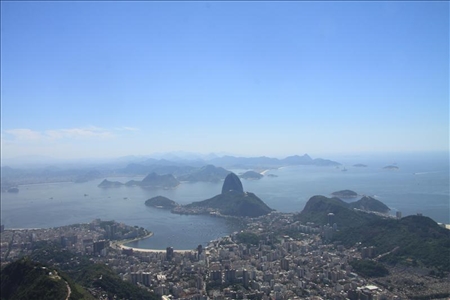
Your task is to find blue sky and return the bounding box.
[1,1,448,160]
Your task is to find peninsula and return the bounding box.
[172,173,273,218]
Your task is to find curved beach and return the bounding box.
[112,232,195,253]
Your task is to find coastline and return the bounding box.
[112,232,194,253]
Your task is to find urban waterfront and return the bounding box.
[1,153,449,250]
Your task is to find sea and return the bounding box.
[1,152,448,250]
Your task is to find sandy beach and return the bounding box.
[113,233,195,253]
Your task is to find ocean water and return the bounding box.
[1,152,448,250]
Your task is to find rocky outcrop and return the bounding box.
[221,173,244,194]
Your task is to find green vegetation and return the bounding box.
[74,263,158,300]
[349,259,389,277]
[1,258,70,300]
[235,232,261,246]
[348,196,390,213]
[240,171,263,180]
[145,195,178,208]
[297,196,450,271]
[187,191,273,217]
[295,195,379,230]
[27,241,158,300]
[335,216,450,271]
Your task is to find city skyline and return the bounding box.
[1,1,448,160]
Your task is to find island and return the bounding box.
[383,165,399,170]
[7,187,19,193]
[145,196,178,209]
[331,189,358,198]
[98,173,180,189]
[98,179,123,188]
[353,163,368,167]
[172,173,273,218]
[239,170,263,180]
[138,172,179,188]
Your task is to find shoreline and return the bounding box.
[113,232,194,253]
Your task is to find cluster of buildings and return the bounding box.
[1,214,447,299]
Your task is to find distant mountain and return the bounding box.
[98,179,123,188]
[1,153,340,186]
[208,154,340,168]
[240,171,263,180]
[177,165,230,182]
[139,172,179,188]
[74,170,102,183]
[121,163,195,177]
[349,196,390,213]
[98,173,179,189]
[145,196,178,209]
[281,154,313,165]
[178,173,273,218]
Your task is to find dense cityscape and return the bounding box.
[1,212,448,300]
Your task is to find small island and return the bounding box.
[353,163,368,168]
[331,189,358,198]
[240,171,263,180]
[383,165,399,170]
[145,196,178,209]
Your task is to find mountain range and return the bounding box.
[1,153,340,186]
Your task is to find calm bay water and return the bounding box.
[1,152,448,250]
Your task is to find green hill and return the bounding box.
[182,173,273,218]
[240,171,263,180]
[0,257,81,300]
[295,195,379,229]
[28,241,158,300]
[335,215,450,271]
[140,172,179,188]
[297,196,450,270]
[348,196,390,213]
[186,190,273,217]
[145,195,178,209]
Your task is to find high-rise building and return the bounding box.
[327,213,335,225]
[242,269,249,288]
[281,258,290,271]
[166,247,174,261]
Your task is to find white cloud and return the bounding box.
[115,126,140,131]
[45,127,114,140]
[3,126,116,142]
[3,128,43,140]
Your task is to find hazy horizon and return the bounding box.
[1,2,448,160]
